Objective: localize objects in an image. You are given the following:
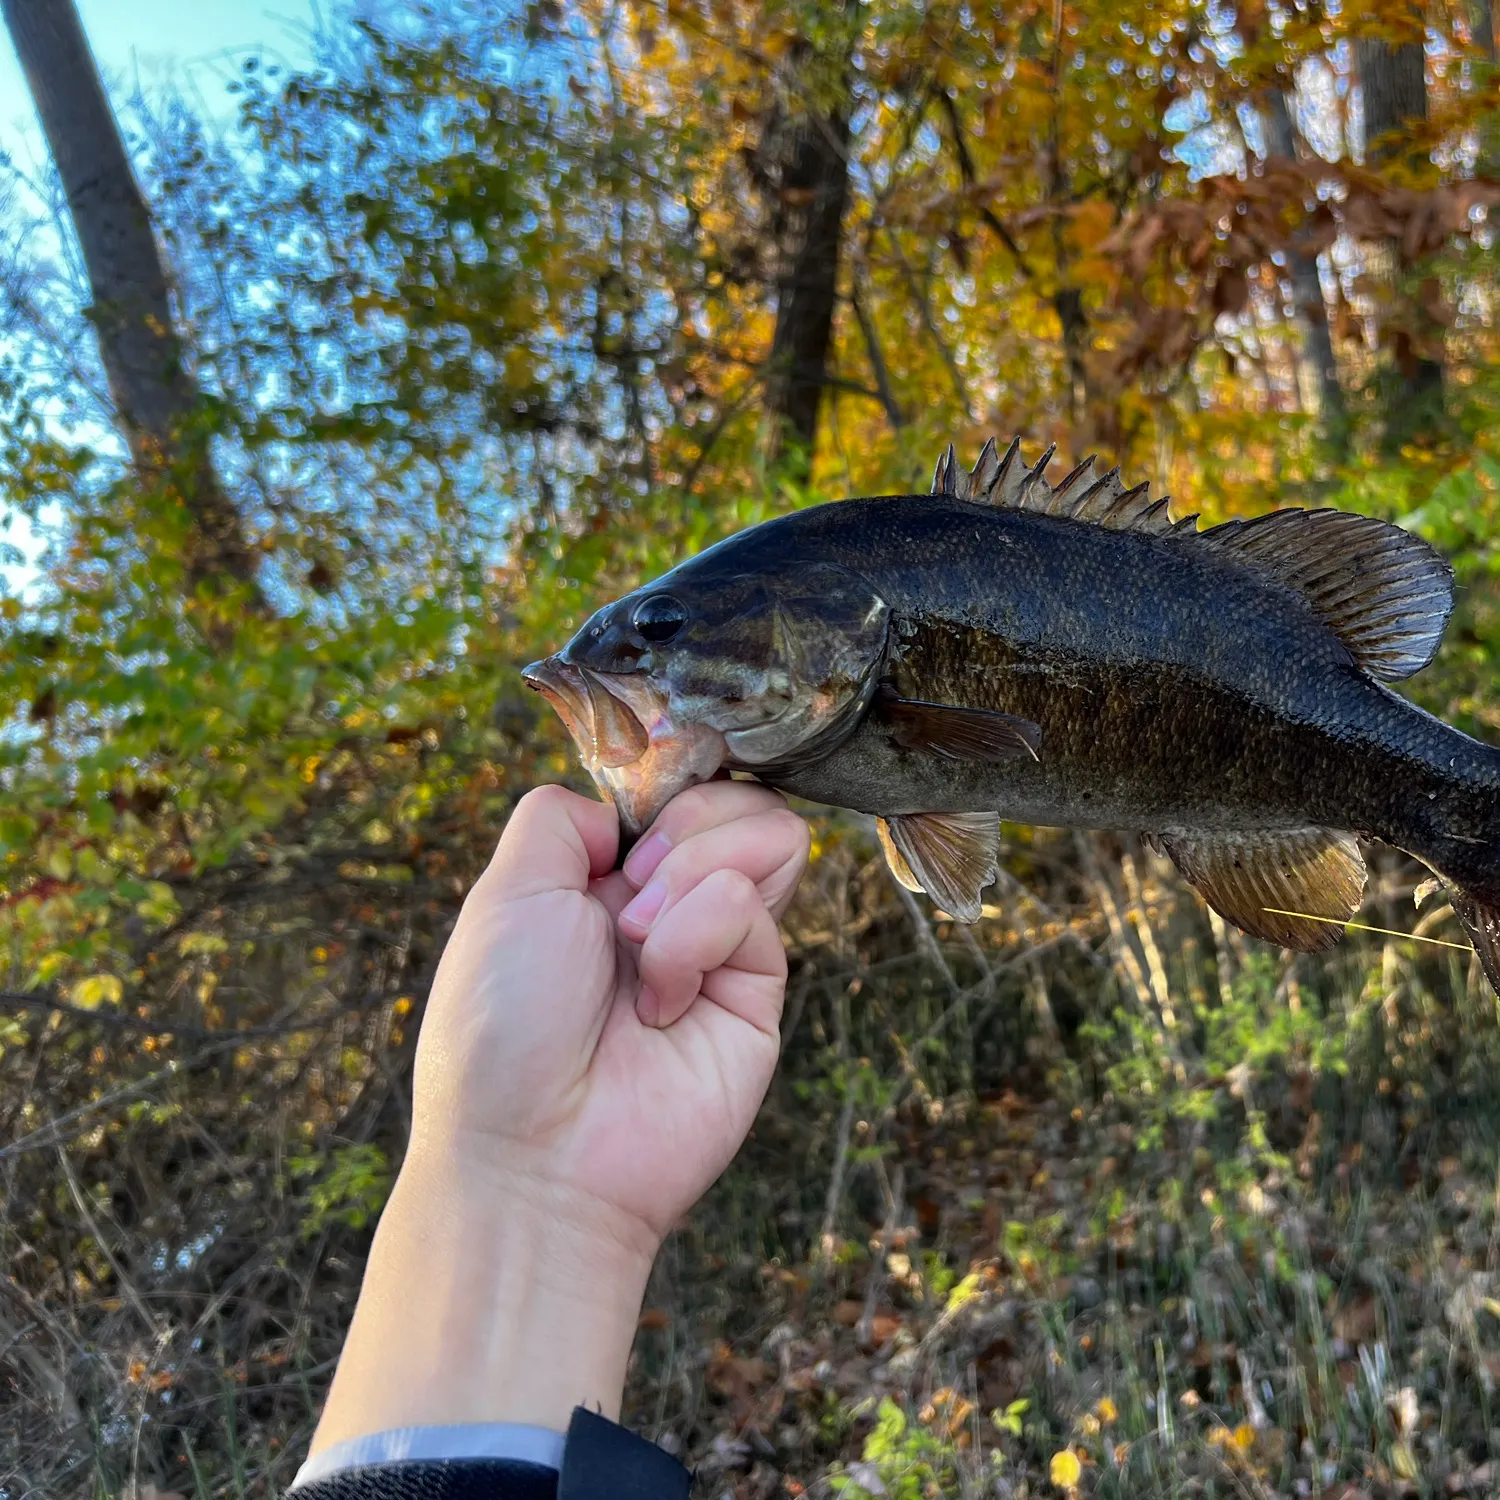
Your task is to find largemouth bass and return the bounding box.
[524,438,1500,988]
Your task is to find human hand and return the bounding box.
[410,778,809,1251]
[309,780,809,1452]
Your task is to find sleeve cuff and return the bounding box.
[290,1421,566,1489]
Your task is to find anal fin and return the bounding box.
[1155,827,1366,951]
[877,688,1041,762]
[878,811,1000,922]
[1450,890,1500,995]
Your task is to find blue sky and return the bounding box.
[1,1,323,169]
[0,1,327,588]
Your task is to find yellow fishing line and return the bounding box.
[1260,907,1474,953]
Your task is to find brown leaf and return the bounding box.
[1331,1290,1379,1343]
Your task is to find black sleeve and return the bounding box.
[292,1407,692,1500]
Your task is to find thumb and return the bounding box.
[479,785,621,903]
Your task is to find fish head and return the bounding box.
[523,559,890,840]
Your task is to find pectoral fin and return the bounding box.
[877,689,1041,763]
[877,811,1000,922]
[1153,827,1366,951]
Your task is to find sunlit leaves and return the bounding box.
[70,974,122,1011]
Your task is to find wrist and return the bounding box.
[309,1138,656,1456]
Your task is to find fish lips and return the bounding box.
[521,656,729,843]
[522,656,649,769]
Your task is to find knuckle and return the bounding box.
[715,866,761,909]
[772,808,811,852]
[666,782,713,828]
[516,782,573,819]
[767,940,789,980]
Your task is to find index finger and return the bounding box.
[622,779,789,889]
[479,784,621,902]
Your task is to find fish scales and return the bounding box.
[755,497,1497,856]
[524,437,1500,989]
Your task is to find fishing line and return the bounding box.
[1260,907,1474,953]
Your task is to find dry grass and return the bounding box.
[3,802,1499,1499]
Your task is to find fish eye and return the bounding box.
[632,593,688,644]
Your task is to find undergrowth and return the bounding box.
[5,809,1500,1499]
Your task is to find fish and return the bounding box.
[522,436,1500,990]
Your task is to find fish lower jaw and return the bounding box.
[588,722,731,839]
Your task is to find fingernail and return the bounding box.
[637,984,662,1027]
[622,829,672,888]
[620,877,667,933]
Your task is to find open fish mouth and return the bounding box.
[522,656,728,842]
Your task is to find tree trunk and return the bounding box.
[1474,0,1498,176]
[1260,89,1347,441]
[1,0,258,590]
[761,104,852,471]
[1356,29,1444,437]
[1477,0,1497,58]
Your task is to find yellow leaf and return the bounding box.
[35,951,67,985]
[1050,1449,1082,1488]
[1069,199,1116,251]
[1392,1442,1418,1480]
[178,932,228,957]
[71,974,122,1011]
[945,1271,984,1315]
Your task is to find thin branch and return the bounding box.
[893,242,975,418]
[850,283,906,429]
[937,88,1038,284]
[822,372,897,406]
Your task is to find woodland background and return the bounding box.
[3,0,1500,1495]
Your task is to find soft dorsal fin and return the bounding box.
[1189,509,1454,681]
[1150,827,1366,951]
[930,436,1180,536]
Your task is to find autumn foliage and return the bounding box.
[4,0,1500,1494]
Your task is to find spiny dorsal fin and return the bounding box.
[930,443,959,497]
[877,811,1000,922]
[1152,827,1367,951]
[1190,509,1454,681]
[931,440,1454,679]
[930,436,1178,536]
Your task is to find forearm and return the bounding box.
[308,1142,655,1455]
